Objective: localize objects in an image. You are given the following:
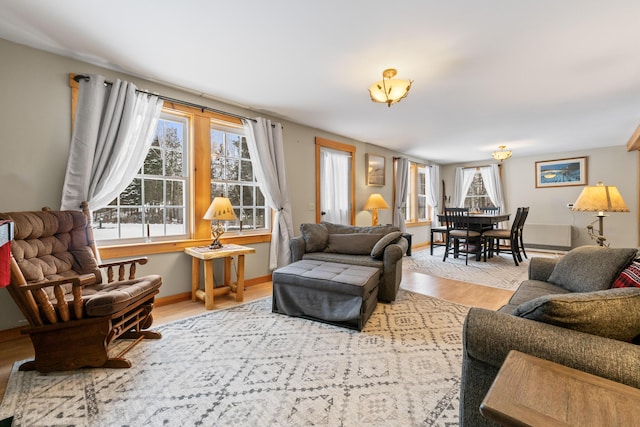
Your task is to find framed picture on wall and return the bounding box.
[535,156,587,188]
[366,154,385,186]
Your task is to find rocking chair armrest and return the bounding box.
[21,276,83,291]
[98,257,149,269]
[21,277,84,323]
[98,257,149,282]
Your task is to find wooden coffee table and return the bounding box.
[480,350,640,426]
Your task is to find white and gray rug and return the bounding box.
[404,247,558,291]
[0,290,469,426]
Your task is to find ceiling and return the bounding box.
[1,1,639,164]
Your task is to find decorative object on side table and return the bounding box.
[572,181,629,246]
[203,195,238,249]
[363,193,390,226]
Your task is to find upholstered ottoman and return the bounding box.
[272,260,380,330]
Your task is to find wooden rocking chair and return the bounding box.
[0,202,162,373]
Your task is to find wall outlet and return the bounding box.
[567,203,574,209]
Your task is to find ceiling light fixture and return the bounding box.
[369,68,412,107]
[491,145,512,162]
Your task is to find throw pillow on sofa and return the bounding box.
[300,223,329,252]
[324,233,384,255]
[514,287,640,342]
[612,260,640,288]
[371,231,403,259]
[547,246,638,292]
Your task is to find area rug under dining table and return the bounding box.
[0,290,469,426]
[404,247,559,291]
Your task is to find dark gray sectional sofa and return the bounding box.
[460,246,640,426]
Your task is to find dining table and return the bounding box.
[437,212,511,260]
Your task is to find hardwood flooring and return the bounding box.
[0,254,513,400]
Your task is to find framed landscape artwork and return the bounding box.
[366,154,385,186]
[535,156,587,188]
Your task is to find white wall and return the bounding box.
[441,146,638,248]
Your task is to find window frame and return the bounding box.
[404,161,431,226]
[69,74,271,259]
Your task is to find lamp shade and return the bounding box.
[369,68,412,107]
[204,196,238,221]
[572,182,629,213]
[364,193,390,211]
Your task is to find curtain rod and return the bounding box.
[73,74,256,123]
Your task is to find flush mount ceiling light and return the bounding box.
[369,68,412,107]
[491,145,512,162]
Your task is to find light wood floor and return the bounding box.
[0,261,513,400]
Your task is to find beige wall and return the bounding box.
[0,39,428,330]
[441,146,639,248]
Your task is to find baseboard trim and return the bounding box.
[154,274,273,307]
[0,326,25,343]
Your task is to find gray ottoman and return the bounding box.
[272,260,380,330]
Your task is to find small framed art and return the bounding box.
[366,154,385,186]
[535,156,587,188]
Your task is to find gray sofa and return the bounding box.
[290,222,408,302]
[460,246,640,426]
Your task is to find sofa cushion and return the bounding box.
[514,288,640,342]
[371,231,403,259]
[321,221,399,236]
[324,233,383,255]
[300,223,329,253]
[612,260,640,288]
[506,279,570,307]
[547,246,637,292]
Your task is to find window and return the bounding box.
[405,162,429,223]
[210,122,268,231]
[464,171,496,211]
[93,112,189,242]
[70,74,272,250]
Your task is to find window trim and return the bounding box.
[405,161,432,225]
[69,74,271,259]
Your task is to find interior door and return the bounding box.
[315,137,355,224]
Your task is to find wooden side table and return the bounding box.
[480,350,640,426]
[185,244,255,310]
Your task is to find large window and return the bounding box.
[210,122,268,231]
[464,171,496,211]
[93,112,189,242]
[405,162,429,223]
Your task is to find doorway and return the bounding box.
[315,137,355,224]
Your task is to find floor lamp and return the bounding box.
[364,193,390,226]
[571,181,629,246]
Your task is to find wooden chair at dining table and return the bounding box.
[442,207,483,265]
[482,207,529,266]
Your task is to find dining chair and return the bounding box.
[482,207,525,266]
[480,206,500,215]
[430,224,448,255]
[516,207,529,260]
[442,207,482,265]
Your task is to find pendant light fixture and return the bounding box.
[369,68,412,107]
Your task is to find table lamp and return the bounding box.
[364,193,390,226]
[203,196,238,249]
[571,181,629,246]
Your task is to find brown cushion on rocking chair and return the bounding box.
[83,274,162,317]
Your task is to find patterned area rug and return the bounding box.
[404,247,556,291]
[0,290,469,426]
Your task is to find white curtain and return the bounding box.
[453,167,476,207]
[480,164,505,214]
[393,157,409,232]
[61,74,163,211]
[426,164,440,226]
[320,148,351,225]
[242,118,294,270]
